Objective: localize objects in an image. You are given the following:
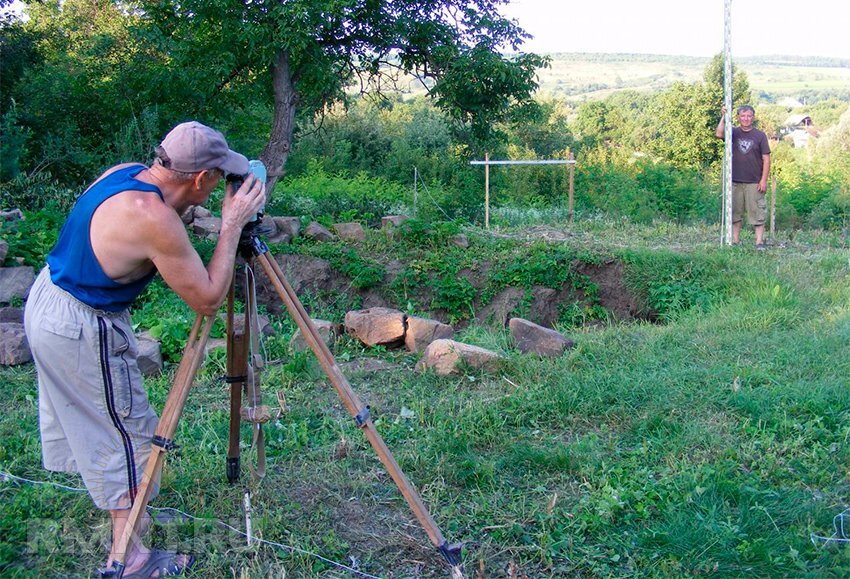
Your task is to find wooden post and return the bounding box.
[484,152,490,230]
[770,175,777,241]
[568,151,575,224]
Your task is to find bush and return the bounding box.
[0,172,78,214]
[0,206,65,267]
[806,189,850,230]
[270,161,408,226]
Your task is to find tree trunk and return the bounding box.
[261,50,298,194]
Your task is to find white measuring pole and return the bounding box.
[723,0,734,245]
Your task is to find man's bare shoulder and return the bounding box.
[126,191,184,231]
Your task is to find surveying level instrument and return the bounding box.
[109,162,464,578]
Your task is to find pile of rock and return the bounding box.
[185,207,414,246]
[1,209,576,377]
[0,211,34,365]
[289,306,574,376]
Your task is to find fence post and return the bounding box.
[484,152,490,230]
[568,151,575,224]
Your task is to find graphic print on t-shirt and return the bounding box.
[738,139,754,154]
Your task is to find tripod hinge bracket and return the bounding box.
[102,560,125,578]
[238,230,270,259]
[224,374,248,384]
[151,435,178,452]
[438,541,464,567]
[354,405,371,428]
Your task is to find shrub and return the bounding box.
[0,206,65,267]
[270,161,408,226]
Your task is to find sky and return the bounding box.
[500,0,850,59]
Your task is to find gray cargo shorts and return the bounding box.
[24,267,160,510]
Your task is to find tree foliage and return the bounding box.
[138,0,547,189]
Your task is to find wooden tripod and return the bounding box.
[110,230,464,578]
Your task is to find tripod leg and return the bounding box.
[254,252,463,577]
[225,278,249,484]
[110,314,216,578]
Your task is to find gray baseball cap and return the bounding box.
[156,121,249,176]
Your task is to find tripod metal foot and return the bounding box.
[226,457,240,484]
[440,542,465,578]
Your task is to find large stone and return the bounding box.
[304,221,335,242]
[193,206,213,219]
[415,338,503,376]
[0,239,8,263]
[257,215,279,238]
[0,322,31,365]
[0,209,24,222]
[333,222,366,242]
[180,205,196,225]
[273,217,301,239]
[381,215,409,240]
[345,307,406,347]
[192,216,222,237]
[404,316,454,353]
[381,215,409,229]
[509,317,574,357]
[0,306,24,323]
[290,319,341,352]
[136,335,163,376]
[450,234,470,249]
[0,266,34,304]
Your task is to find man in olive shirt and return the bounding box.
[716,105,771,249]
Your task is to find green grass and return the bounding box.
[2,220,849,577]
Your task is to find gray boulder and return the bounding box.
[0,266,34,304]
[332,222,366,242]
[290,319,341,352]
[415,338,503,376]
[0,322,31,365]
[404,316,454,353]
[509,317,574,357]
[304,222,335,242]
[345,307,406,347]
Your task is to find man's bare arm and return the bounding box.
[759,154,771,193]
[149,179,265,314]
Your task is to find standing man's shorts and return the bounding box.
[732,182,766,225]
[24,267,160,510]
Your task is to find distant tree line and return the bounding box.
[1,3,848,230]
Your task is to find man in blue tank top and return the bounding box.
[24,121,265,577]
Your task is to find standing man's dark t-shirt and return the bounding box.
[731,126,770,183]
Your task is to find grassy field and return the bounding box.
[532,53,850,101]
[1,219,849,577]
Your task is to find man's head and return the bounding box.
[155,121,249,177]
[736,105,755,130]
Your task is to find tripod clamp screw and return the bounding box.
[355,405,371,428]
[151,435,179,452]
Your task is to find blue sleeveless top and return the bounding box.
[47,165,164,312]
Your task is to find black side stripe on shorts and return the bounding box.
[97,316,138,503]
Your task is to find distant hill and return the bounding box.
[531,53,850,103]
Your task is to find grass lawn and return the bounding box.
[1,220,849,577]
